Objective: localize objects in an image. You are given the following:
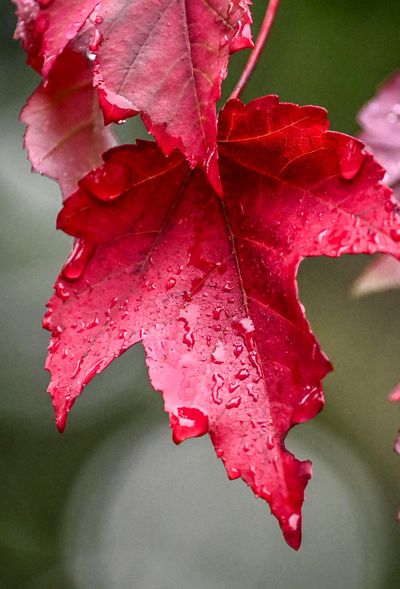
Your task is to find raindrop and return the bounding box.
[390,228,400,242]
[226,467,241,480]
[170,407,209,444]
[211,341,225,364]
[165,277,176,290]
[234,344,243,357]
[89,29,103,52]
[211,373,224,405]
[62,239,95,281]
[54,280,70,302]
[223,282,234,292]
[236,368,249,380]
[266,435,275,450]
[213,306,223,320]
[225,396,241,409]
[79,161,131,201]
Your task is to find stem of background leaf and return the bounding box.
[230,0,281,100]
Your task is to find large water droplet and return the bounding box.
[62,239,95,281]
[79,161,131,201]
[338,140,366,180]
[170,407,209,444]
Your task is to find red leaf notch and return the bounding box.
[44,96,400,549]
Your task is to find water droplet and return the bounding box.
[223,282,234,292]
[79,161,130,201]
[246,383,258,402]
[54,280,70,302]
[233,317,255,350]
[211,373,224,404]
[390,228,400,242]
[385,200,395,212]
[89,28,103,52]
[339,140,366,180]
[62,239,95,281]
[95,15,103,24]
[248,350,261,375]
[118,329,128,340]
[165,277,176,290]
[211,341,225,364]
[266,435,275,450]
[170,407,209,444]
[225,395,241,409]
[216,448,224,458]
[228,381,240,393]
[178,314,195,350]
[213,306,223,320]
[227,467,241,480]
[236,368,249,381]
[234,344,243,357]
[86,317,99,329]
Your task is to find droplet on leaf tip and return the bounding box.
[170,407,209,444]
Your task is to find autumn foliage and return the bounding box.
[13,0,400,549]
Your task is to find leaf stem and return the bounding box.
[230,0,280,100]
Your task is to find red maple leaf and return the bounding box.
[21,48,116,198]
[94,0,253,191]
[44,96,400,549]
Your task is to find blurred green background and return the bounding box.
[0,1,400,587]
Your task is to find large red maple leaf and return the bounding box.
[44,96,400,549]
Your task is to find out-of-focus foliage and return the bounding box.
[0,1,399,587]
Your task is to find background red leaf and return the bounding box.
[94,0,253,191]
[13,0,99,76]
[43,96,400,548]
[21,48,116,198]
